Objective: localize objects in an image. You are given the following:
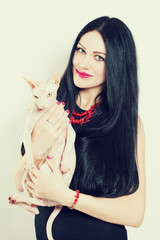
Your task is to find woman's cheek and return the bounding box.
[72,53,78,66]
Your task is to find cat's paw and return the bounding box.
[60,162,70,174]
[8,194,17,204]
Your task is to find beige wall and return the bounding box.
[0,0,160,239]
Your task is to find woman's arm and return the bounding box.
[27,117,145,227]
[65,117,146,228]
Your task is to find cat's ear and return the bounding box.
[23,77,39,89]
[49,72,60,87]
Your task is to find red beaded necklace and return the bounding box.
[69,102,100,126]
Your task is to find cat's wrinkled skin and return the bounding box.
[9,74,76,240]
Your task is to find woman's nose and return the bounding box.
[79,55,91,69]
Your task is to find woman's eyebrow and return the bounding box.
[94,51,106,56]
[78,42,86,49]
[78,42,106,55]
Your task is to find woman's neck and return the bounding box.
[76,89,100,110]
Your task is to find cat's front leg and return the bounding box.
[60,126,76,174]
[8,194,39,214]
[9,194,57,209]
[60,146,76,179]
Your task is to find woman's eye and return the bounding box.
[95,55,105,61]
[33,95,38,99]
[48,92,52,97]
[77,47,85,54]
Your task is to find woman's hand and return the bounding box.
[26,158,73,205]
[31,102,70,160]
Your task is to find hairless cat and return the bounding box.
[9,74,76,240]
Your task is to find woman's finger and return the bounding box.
[27,179,36,190]
[56,121,69,137]
[49,108,69,127]
[55,111,70,130]
[41,102,64,123]
[40,102,59,121]
[30,167,38,178]
[29,163,40,177]
[27,187,38,198]
[28,170,37,183]
[46,157,60,174]
[49,104,65,122]
[51,139,61,153]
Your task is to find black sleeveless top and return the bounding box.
[22,105,127,240]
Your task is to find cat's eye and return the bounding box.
[48,92,52,97]
[33,95,38,99]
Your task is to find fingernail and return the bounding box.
[62,102,65,106]
[27,171,29,175]
[24,179,27,183]
[66,109,70,114]
[57,101,60,105]
[47,155,51,159]
[27,188,29,191]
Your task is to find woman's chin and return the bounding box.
[73,78,90,89]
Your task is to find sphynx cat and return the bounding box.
[9,74,76,240]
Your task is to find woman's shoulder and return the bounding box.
[137,116,145,142]
[136,116,145,165]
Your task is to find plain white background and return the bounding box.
[0,0,160,239]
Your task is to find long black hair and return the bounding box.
[57,16,139,197]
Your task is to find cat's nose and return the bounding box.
[38,104,45,109]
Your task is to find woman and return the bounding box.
[14,16,146,239]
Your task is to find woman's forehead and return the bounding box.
[78,31,106,53]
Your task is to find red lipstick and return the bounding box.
[76,69,93,78]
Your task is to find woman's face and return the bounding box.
[72,31,106,92]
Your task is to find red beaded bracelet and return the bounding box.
[69,190,80,210]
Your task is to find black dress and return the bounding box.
[21,105,128,240]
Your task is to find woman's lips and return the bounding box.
[76,69,93,78]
